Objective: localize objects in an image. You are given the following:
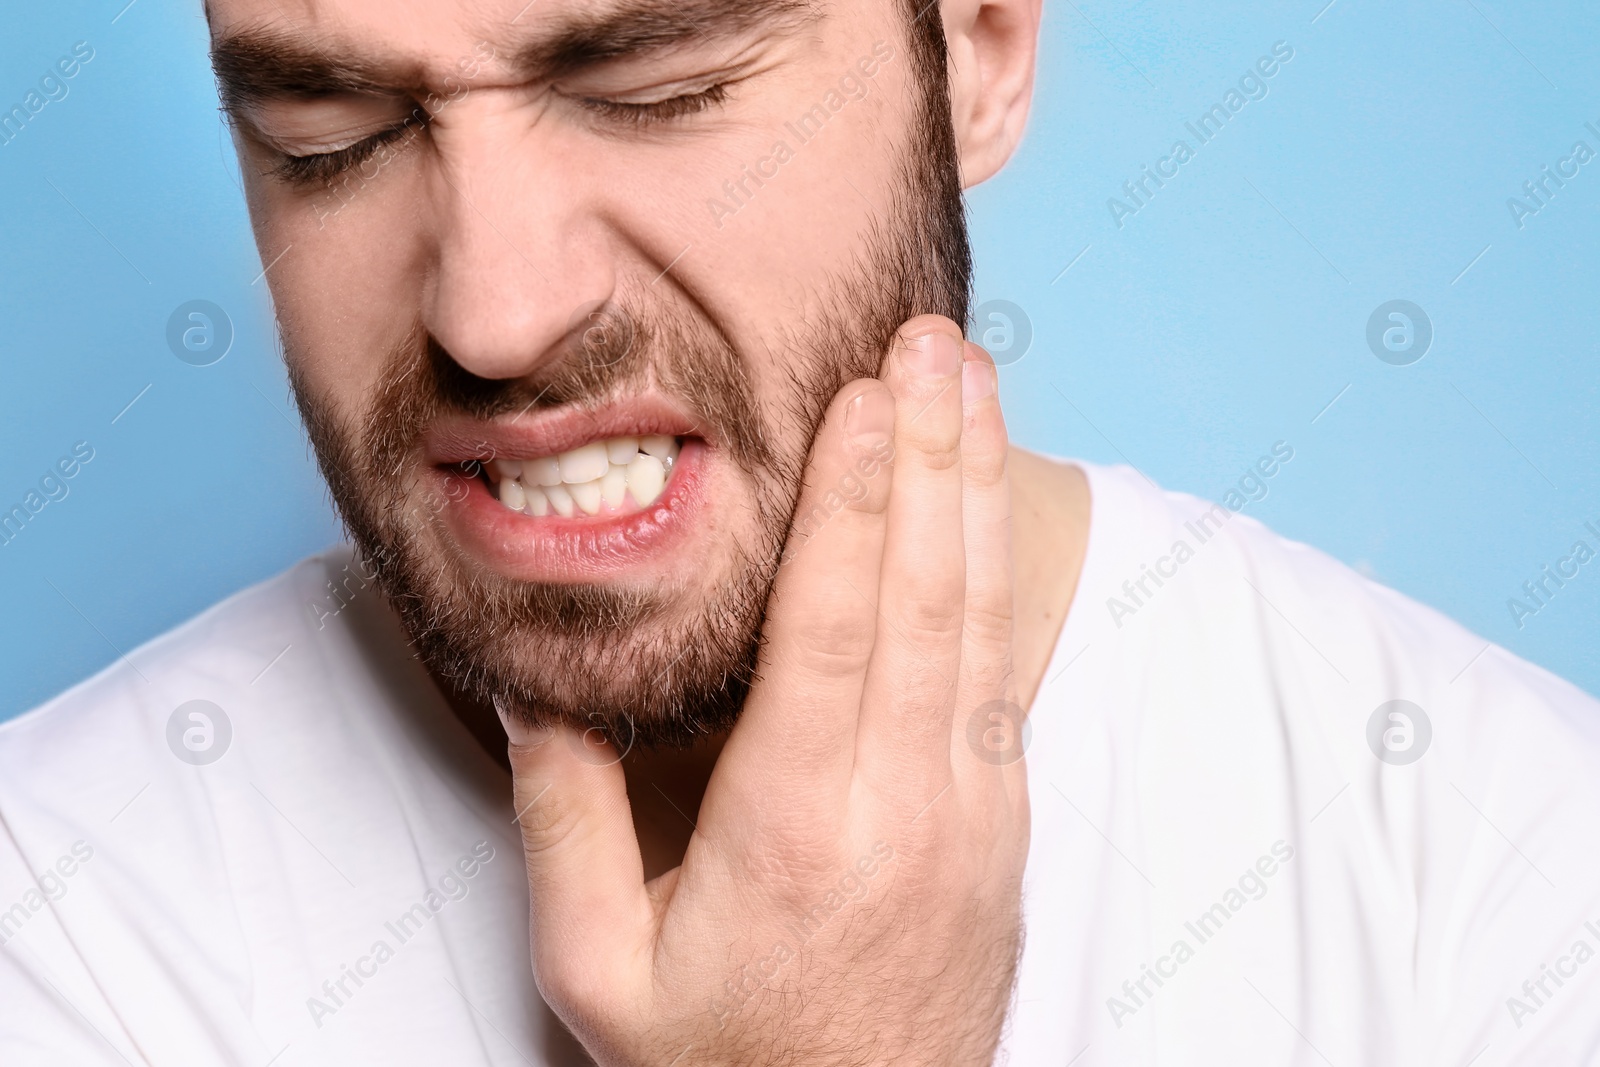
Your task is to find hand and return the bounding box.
[500,315,1029,1066]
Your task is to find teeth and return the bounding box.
[499,478,526,512]
[626,454,665,506]
[544,483,575,518]
[640,435,675,461]
[525,456,562,487]
[486,434,681,518]
[569,480,603,515]
[601,466,629,509]
[558,442,609,484]
[606,436,640,465]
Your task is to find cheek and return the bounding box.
[692,67,909,275]
[616,53,915,405]
[249,162,428,425]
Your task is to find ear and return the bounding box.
[942,0,1042,187]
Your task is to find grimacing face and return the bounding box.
[211,0,972,748]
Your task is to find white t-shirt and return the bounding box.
[3,460,1597,1066]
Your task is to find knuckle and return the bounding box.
[901,608,963,648]
[532,957,612,1033]
[961,599,1013,650]
[893,583,965,643]
[511,784,582,855]
[779,620,874,679]
[902,417,962,472]
[912,436,962,473]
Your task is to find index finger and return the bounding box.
[714,378,896,805]
[853,315,969,786]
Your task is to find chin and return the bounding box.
[359,480,776,750]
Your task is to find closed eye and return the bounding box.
[266,78,729,185]
[271,118,423,185]
[573,83,729,128]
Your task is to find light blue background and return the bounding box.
[2,0,1596,721]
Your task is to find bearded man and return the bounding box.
[2,2,1598,1064]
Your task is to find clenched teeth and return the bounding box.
[488,435,680,517]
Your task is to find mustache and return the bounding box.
[359,299,782,487]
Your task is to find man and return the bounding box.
[1,0,1597,1063]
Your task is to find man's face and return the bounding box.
[211,0,970,746]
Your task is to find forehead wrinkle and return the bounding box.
[508,0,826,78]
[211,0,825,112]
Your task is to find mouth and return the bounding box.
[423,401,709,582]
[484,433,682,518]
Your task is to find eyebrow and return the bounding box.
[210,0,822,112]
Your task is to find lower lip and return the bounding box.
[433,440,707,582]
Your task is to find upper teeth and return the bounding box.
[490,434,680,517]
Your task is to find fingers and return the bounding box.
[951,342,1023,789]
[499,710,652,1013]
[855,316,969,784]
[724,378,896,800]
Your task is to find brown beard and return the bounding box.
[286,16,972,751]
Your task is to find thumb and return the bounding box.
[499,705,651,1009]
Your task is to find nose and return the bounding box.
[420,99,614,382]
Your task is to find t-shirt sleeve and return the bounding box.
[0,821,145,1066]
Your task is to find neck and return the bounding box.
[446,447,1089,881]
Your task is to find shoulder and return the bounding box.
[1051,462,1600,1058]
[0,547,373,1062]
[0,547,363,824]
[0,546,525,1063]
[1090,458,1595,709]
[2,547,358,738]
[1063,459,1600,852]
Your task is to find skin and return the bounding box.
[212,0,1088,1060]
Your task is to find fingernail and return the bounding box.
[494,697,554,746]
[962,360,997,405]
[902,330,962,379]
[846,388,895,446]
